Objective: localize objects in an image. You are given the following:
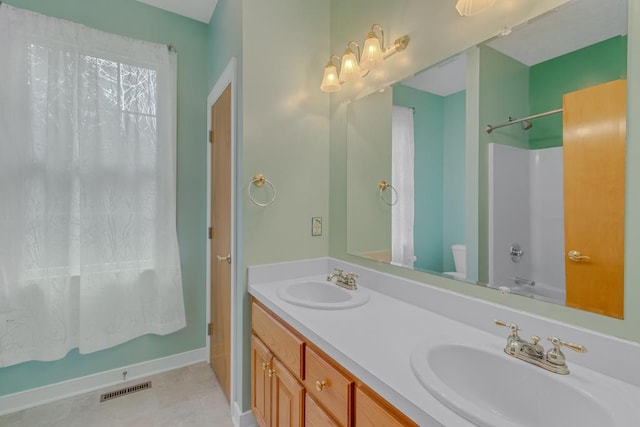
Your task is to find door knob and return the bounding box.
[568,250,590,262]
[217,253,232,264]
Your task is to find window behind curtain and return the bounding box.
[0,4,185,367]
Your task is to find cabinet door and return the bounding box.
[270,357,304,427]
[252,335,272,427]
[355,386,418,427]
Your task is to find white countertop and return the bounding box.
[248,258,640,426]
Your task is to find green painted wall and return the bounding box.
[347,90,392,256]
[528,35,628,149]
[394,85,444,272]
[241,0,330,411]
[443,90,467,272]
[0,0,208,397]
[393,86,466,273]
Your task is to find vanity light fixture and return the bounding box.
[360,24,385,71]
[456,0,496,16]
[320,55,342,93]
[339,41,363,82]
[320,23,409,93]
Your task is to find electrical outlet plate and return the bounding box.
[312,217,322,236]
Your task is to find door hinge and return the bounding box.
[207,323,214,336]
[208,227,214,239]
[209,130,213,143]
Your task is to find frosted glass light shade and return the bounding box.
[360,32,383,71]
[456,0,496,16]
[320,61,341,92]
[339,47,362,82]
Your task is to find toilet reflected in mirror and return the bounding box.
[444,244,466,279]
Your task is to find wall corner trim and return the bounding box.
[233,400,257,427]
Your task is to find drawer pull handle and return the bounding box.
[268,368,276,378]
[315,380,327,392]
[261,362,269,371]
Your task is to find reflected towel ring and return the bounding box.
[248,173,277,207]
[378,180,398,206]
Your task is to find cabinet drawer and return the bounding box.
[304,346,353,426]
[355,386,418,427]
[252,302,304,379]
[305,394,340,427]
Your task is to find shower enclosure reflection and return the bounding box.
[481,0,627,316]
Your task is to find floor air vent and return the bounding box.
[100,381,152,402]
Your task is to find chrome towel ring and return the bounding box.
[378,180,398,206]
[248,173,276,207]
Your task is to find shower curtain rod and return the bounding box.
[486,108,563,134]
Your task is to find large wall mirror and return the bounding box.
[346,0,628,318]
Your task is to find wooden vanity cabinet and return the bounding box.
[305,394,341,427]
[355,385,418,427]
[252,302,304,378]
[270,357,305,426]
[251,303,305,427]
[303,346,353,426]
[251,300,415,427]
[251,334,304,427]
[251,335,272,427]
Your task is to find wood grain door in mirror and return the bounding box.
[563,79,626,318]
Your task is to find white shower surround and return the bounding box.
[488,143,565,304]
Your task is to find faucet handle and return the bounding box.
[545,337,586,371]
[333,267,344,275]
[494,320,520,337]
[547,336,587,353]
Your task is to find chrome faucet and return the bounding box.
[327,268,359,290]
[495,320,587,374]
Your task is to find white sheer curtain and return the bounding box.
[0,4,185,367]
[391,106,416,268]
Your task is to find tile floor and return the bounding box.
[0,363,234,427]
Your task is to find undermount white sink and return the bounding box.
[278,280,370,310]
[410,341,620,427]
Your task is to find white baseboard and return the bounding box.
[0,347,207,416]
[233,401,257,427]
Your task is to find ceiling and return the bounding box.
[136,0,218,23]
[402,0,627,96]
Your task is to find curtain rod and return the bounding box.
[0,2,177,53]
[486,108,563,134]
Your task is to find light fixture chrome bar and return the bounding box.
[486,108,563,134]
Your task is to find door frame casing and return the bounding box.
[206,57,237,410]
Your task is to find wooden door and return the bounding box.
[252,335,272,427]
[210,84,232,398]
[563,79,626,318]
[270,358,304,427]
